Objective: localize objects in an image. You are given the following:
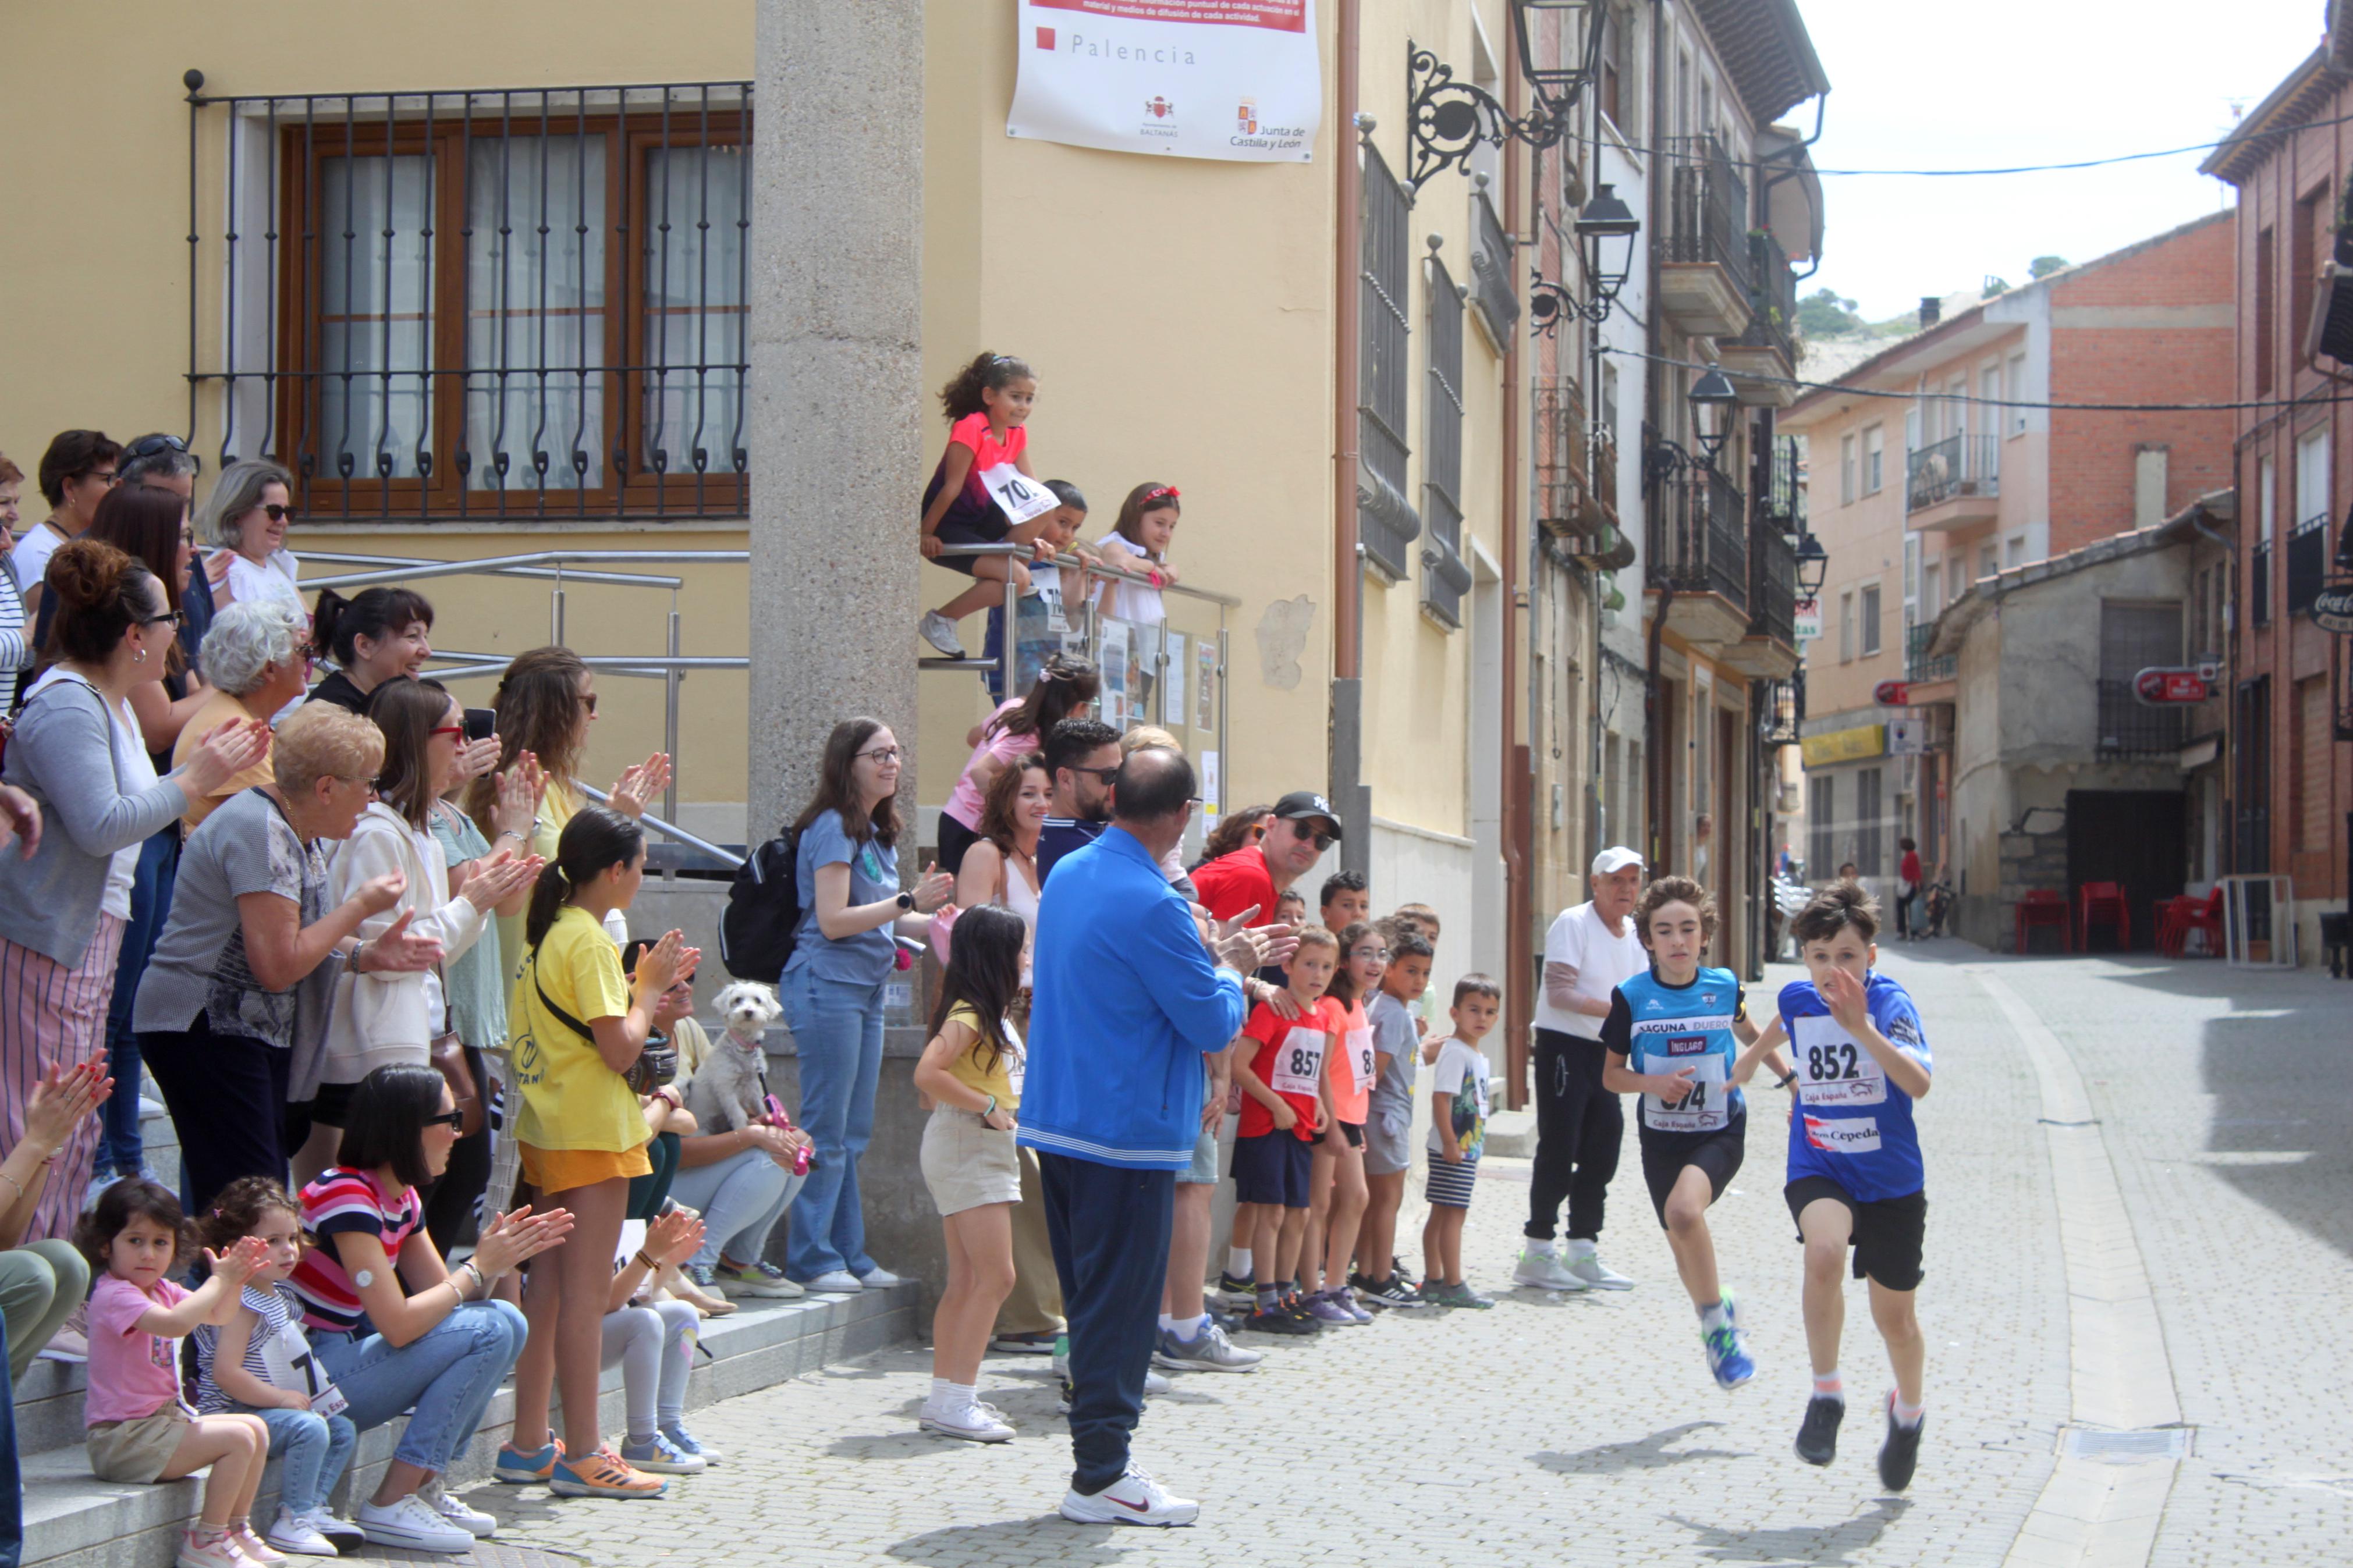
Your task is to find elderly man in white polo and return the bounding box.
[1515,845,1649,1293]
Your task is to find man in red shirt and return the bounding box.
[1194,791,1339,930]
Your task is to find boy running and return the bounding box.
[1230,927,1341,1335]
[1737,882,1933,1491]
[1420,975,1500,1308]
[1600,878,1766,1387]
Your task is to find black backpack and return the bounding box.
[720,828,802,983]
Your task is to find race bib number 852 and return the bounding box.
[1791,1015,1887,1107]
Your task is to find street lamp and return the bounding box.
[1794,532,1830,596]
[1688,365,1740,466]
[1529,183,1641,336]
[1406,1,1606,188]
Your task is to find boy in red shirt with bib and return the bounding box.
[1229,927,1341,1335]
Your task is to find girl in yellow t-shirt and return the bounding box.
[910,904,1027,1443]
[505,805,698,1501]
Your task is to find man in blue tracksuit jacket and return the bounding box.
[1020,748,1275,1526]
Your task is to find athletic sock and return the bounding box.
[1229,1247,1253,1278]
[1892,1393,1925,1428]
[1698,1299,1731,1332]
[1566,1238,1598,1260]
[1256,1285,1279,1310]
[1156,1313,1177,1333]
[1523,1237,1556,1256]
[1813,1371,1844,1403]
[1174,1312,1209,1342]
[928,1376,954,1409]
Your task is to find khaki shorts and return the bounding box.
[920,1105,1021,1217]
[87,1406,192,1483]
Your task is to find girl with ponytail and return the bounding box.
[502,806,700,1499]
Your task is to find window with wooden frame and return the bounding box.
[191,85,751,524]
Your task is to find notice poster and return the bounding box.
[1009,0,1322,163]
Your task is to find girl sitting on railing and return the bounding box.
[1092,482,1184,710]
[917,351,1053,660]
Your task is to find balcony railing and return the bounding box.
[2287,514,2329,615]
[1749,521,1795,646]
[1728,230,1797,364]
[1649,464,1747,610]
[1663,135,1753,302]
[1468,182,1520,350]
[1761,435,1804,531]
[1533,377,1589,536]
[2251,539,2272,624]
[1905,433,2000,513]
[1592,425,1620,524]
[1906,622,1955,684]
[2096,677,2187,760]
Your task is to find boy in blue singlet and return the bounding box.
[1737,881,1933,1492]
[1599,877,1768,1389]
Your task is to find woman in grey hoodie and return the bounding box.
[0,539,266,1246]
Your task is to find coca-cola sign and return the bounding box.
[2313,584,2353,635]
[1872,680,1909,707]
[2132,667,2210,705]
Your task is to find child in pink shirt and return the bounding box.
[77,1179,275,1568]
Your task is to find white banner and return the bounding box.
[1008,0,1321,164]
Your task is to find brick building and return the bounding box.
[2202,24,2353,965]
[1779,212,2235,921]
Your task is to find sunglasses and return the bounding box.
[125,433,191,460]
[422,1110,466,1130]
[1072,765,1120,785]
[261,502,296,523]
[578,691,599,715]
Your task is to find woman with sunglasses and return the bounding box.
[292,1064,570,1553]
[0,541,267,1252]
[136,705,440,1217]
[295,681,540,1190]
[196,460,305,622]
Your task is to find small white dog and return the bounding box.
[704,980,784,1128]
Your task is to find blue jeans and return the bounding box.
[0,1315,19,1568]
[780,969,885,1281]
[668,1146,803,1272]
[98,829,178,1177]
[255,1405,356,1516]
[311,1299,526,1474]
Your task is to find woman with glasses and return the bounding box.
[197,460,305,621]
[136,705,438,1215]
[462,648,669,973]
[781,719,953,1293]
[294,682,539,1190]
[10,430,120,628]
[0,541,268,1251]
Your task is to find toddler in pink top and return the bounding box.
[77,1178,276,1568]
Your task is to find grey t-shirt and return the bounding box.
[1367,990,1419,1125]
[133,787,335,1050]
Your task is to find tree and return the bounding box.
[1797,287,1865,337]
[2029,255,2069,279]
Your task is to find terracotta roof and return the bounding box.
[1690,0,1830,127]
[2199,46,2341,184]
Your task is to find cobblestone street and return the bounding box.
[382,944,2347,1567]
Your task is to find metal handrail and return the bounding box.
[931,541,1241,607]
[301,549,750,593]
[576,783,745,870]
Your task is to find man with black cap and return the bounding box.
[1193,790,1339,940]
[1516,845,1649,1293]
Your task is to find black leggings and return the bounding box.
[1524,1030,1624,1243]
[140,1016,291,1217]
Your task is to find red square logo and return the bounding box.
[1035,26,1056,49]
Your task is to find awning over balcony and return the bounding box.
[1756,126,1824,265]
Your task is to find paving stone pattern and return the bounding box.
[378,947,2342,1567]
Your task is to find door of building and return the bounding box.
[2064,789,2186,952]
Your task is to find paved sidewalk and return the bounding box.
[452,950,2086,1567]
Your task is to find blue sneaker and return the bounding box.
[661,1421,723,1466]
[1703,1321,1755,1388]
[619,1430,705,1475]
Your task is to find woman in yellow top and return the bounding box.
[910,904,1028,1443]
[464,647,670,964]
[503,805,696,1501]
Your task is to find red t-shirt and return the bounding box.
[1193,847,1278,927]
[1899,850,1922,885]
[1237,995,1342,1141]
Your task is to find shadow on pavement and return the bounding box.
[889,1517,1134,1565]
[1665,1496,1912,1564]
[1531,1420,1746,1475]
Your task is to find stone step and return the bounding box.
[18,1282,918,1567]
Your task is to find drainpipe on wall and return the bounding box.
[1642,0,1670,874]
[1331,0,1369,877]
[1501,24,1531,1110]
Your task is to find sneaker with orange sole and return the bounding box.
[549,1445,666,1499]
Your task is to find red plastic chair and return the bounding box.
[2015,889,2071,955]
[2078,881,2130,952]
[2156,887,2223,957]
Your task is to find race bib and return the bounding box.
[1791,1015,1887,1108]
[1640,1036,1730,1133]
[1344,1026,1375,1093]
[979,463,1057,527]
[1803,1113,1881,1155]
[258,1320,349,1420]
[1269,1026,1327,1099]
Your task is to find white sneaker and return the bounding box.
[416,1478,496,1538]
[1142,1368,1172,1395]
[139,1095,170,1122]
[920,1398,1015,1443]
[174,1528,248,1568]
[1511,1244,1588,1292]
[263,1509,338,1558]
[803,1270,863,1293]
[1059,1463,1201,1527]
[282,1508,363,1555]
[855,1265,906,1289]
[356,1494,475,1554]
[918,611,967,657]
[1567,1249,1635,1290]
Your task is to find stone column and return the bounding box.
[748,0,924,836]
